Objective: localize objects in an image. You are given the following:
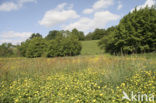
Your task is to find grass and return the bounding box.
[0,40,156,103]
[80,40,104,55]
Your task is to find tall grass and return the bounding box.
[0,54,155,85]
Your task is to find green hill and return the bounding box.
[81,40,103,55]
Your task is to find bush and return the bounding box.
[71,29,85,40]
[0,43,14,57]
[45,30,62,40]
[18,32,82,58]
[46,36,81,57]
[98,31,116,53]
[17,40,30,57]
[26,37,47,58]
[62,37,82,56]
[45,37,64,57]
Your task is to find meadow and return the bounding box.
[0,40,156,103]
[80,40,103,55]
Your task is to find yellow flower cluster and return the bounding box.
[112,71,156,102]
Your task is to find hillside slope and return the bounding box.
[81,40,103,55]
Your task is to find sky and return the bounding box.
[0,0,155,44]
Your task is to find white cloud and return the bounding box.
[18,0,37,4]
[63,17,92,32]
[131,0,156,11]
[83,0,114,14]
[0,31,32,44]
[117,1,123,10]
[63,11,120,33]
[39,3,79,27]
[93,0,114,10]
[0,0,37,12]
[83,8,94,14]
[56,3,67,10]
[0,2,19,11]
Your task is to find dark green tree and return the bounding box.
[45,37,64,57]
[71,28,85,40]
[29,33,42,40]
[45,30,62,40]
[92,28,106,40]
[46,36,81,57]
[85,32,93,40]
[99,6,156,54]
[26,37,47,58]
[0,43,14,57]
[85,28,106,40]
[17,40,30,57]
[62,36,82,56]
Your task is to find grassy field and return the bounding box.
[81,40,104,55]
[0,41,156,103]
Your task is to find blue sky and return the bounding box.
[0,0,155,44]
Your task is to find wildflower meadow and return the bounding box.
[0,53,155,103]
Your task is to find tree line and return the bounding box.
[0,6,155,57]
[17,31,82,58]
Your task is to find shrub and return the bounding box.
[18,32,82,58]
[0,43,14,57]
[46,36,81,57]
[26,37,47,58]
[46,37,64,57]
[71,28,85,40]
[45,30,62,40]
[17,40,30,57]
[62,36,82,56]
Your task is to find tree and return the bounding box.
[99,6,156,54]
[85,28,106,40]
[17,40,30,57]
[92,28,106,40]
[17,30,82,58]
[85,32,93,40]
[62,36,82,56]
[29,33,42,40]
[45,37,64,57]
[98,28,116,52]
[71,28,85,40]
[0,43,14,57]
[46,36,82,57]
[45,30,62,40]
[26,37,47,58]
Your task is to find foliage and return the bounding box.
[62,36,82,56]
[26,37,47,58]
[91,28,106,40]
[29,33,42,40]
[71,28,85,40]
[85,32,93,40]
[46,36,81,57]
[98,26,116,51]
[85,28,106,40]
[17,31,82,58]
[45,37,64,57]
[99,7,156,54]
[0,43,14,57]
[45,30,63,40]
[17,40,30,57]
